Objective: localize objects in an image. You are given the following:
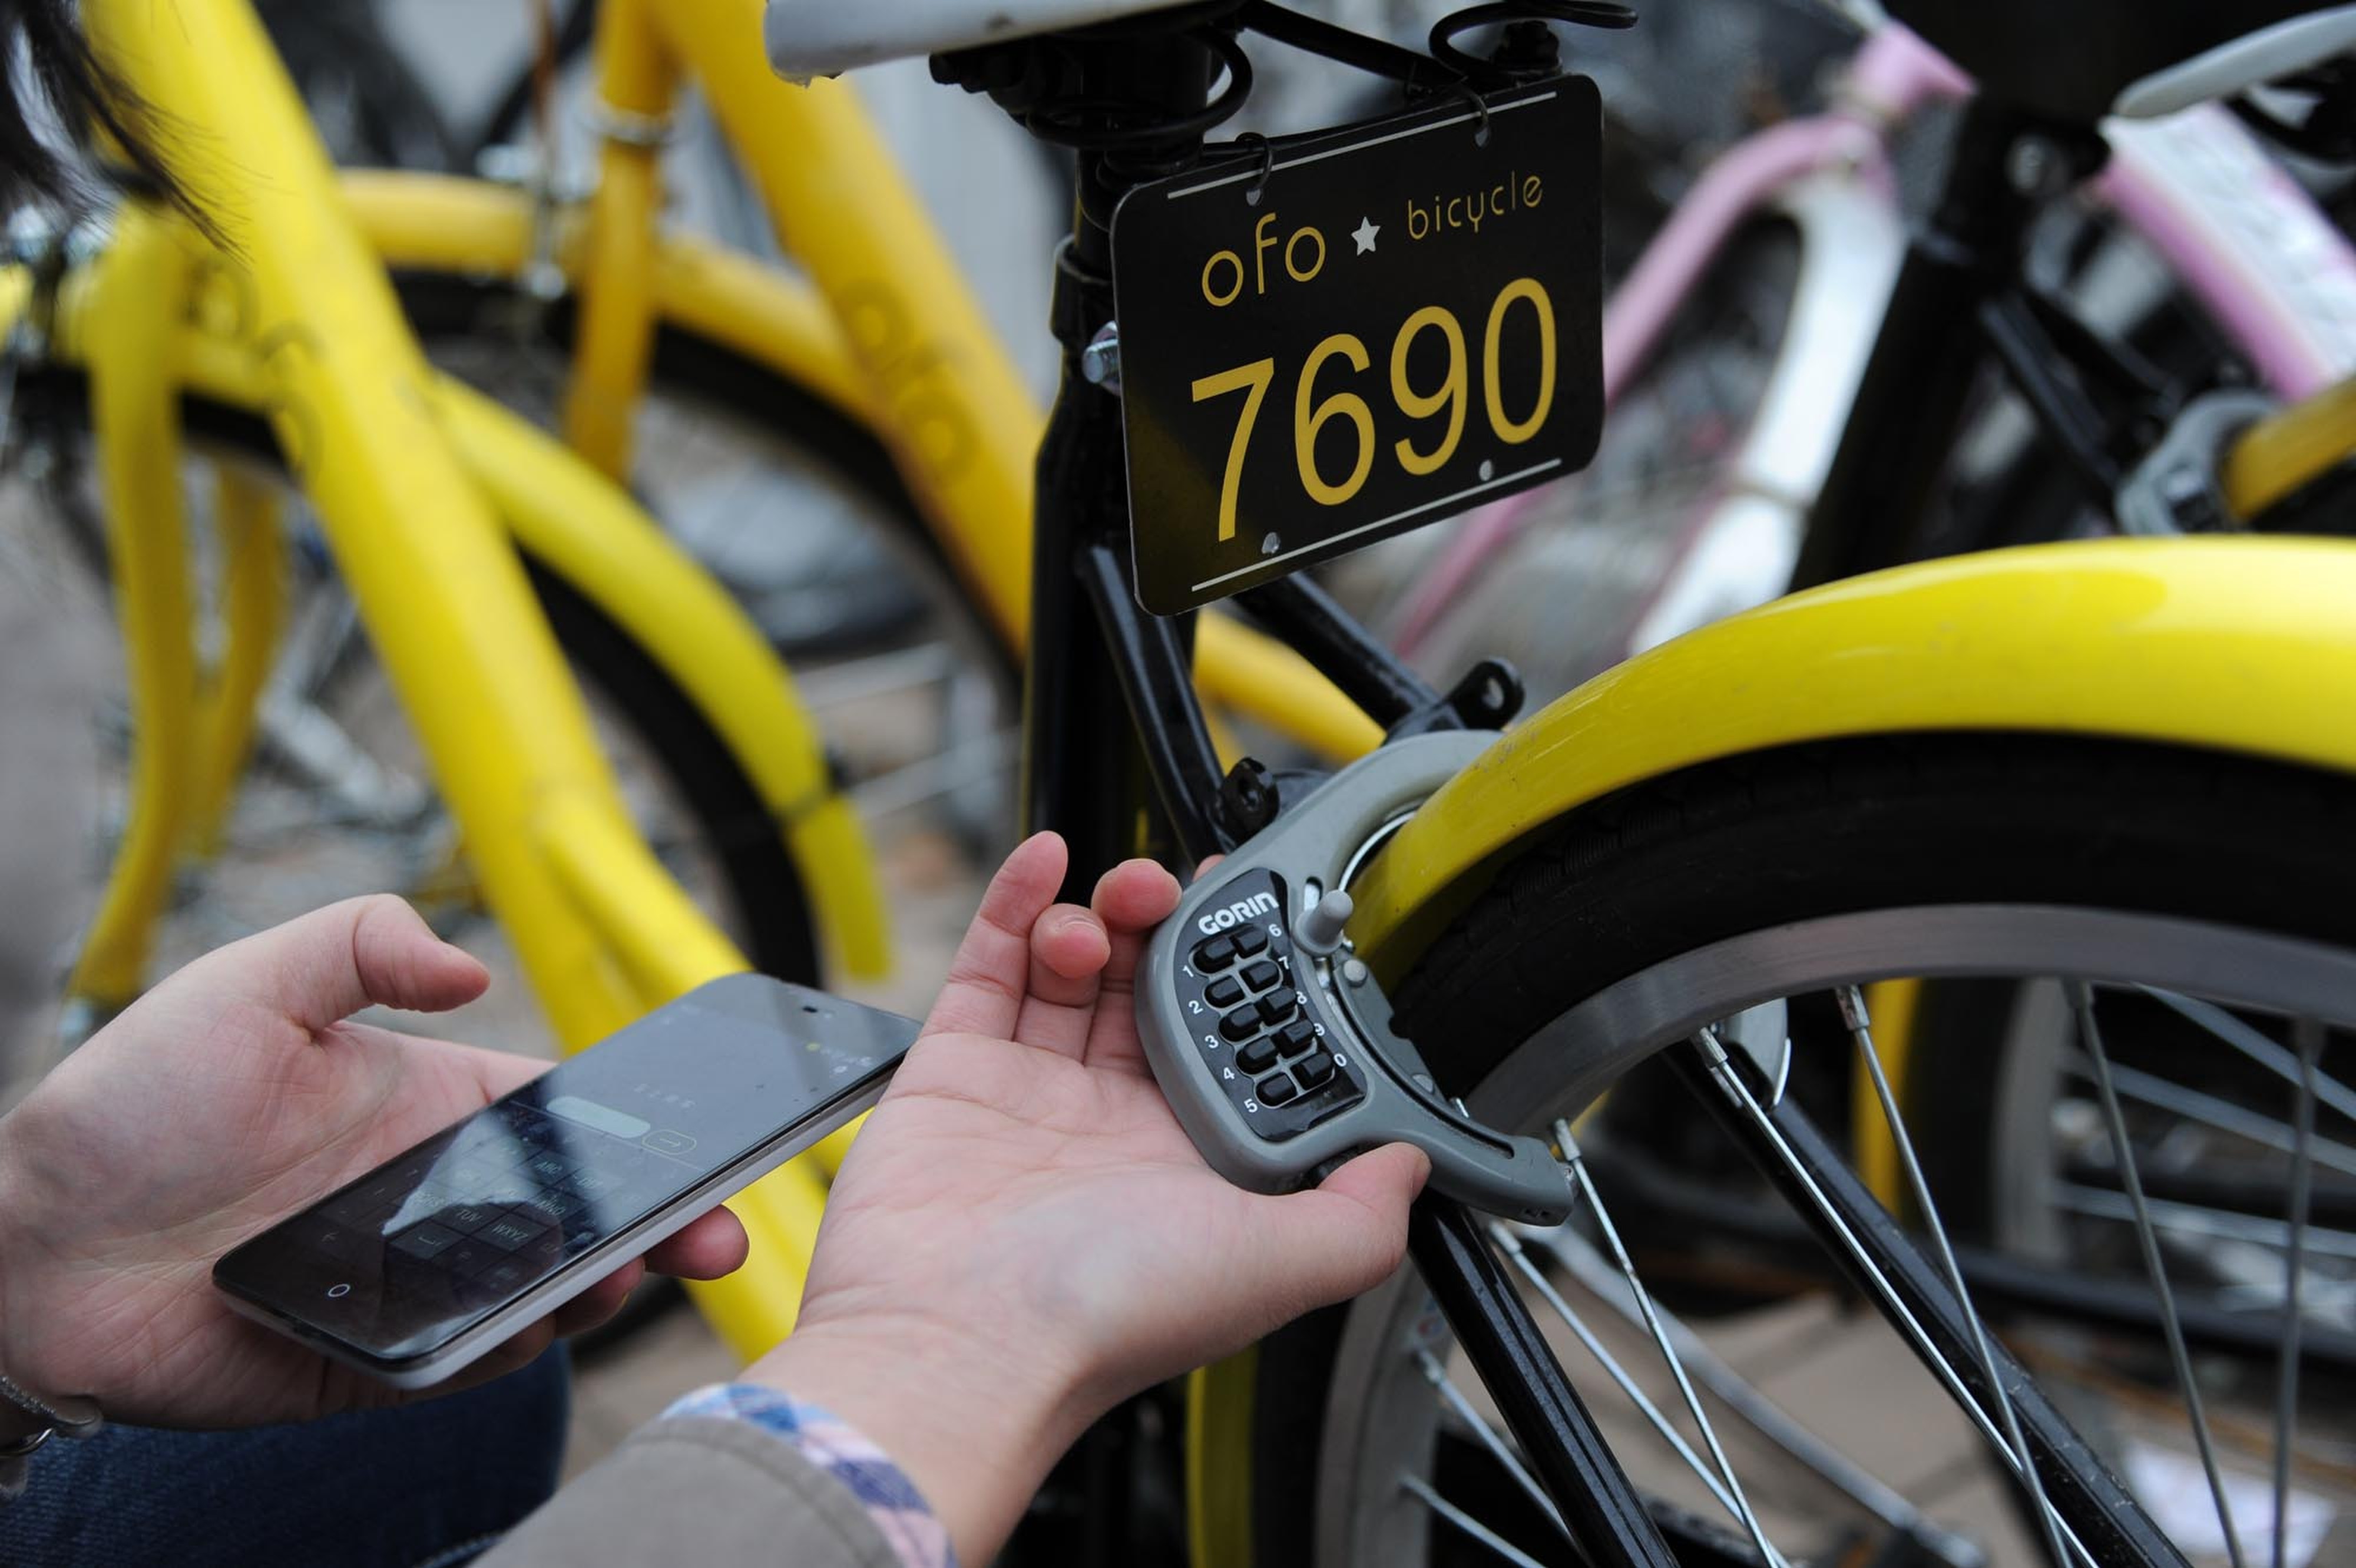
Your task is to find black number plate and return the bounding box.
[1110,78,1603,615]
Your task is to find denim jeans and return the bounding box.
[0,1345,570,1568]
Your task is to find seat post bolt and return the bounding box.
[1080,323,1121,394]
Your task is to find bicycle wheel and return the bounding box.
[387,267,1019,861]
[1233,732,2356,1566]
[0,392,818,1050]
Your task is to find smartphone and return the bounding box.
[213,973,918,1389]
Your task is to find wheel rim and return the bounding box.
[1315,905,2356,1568]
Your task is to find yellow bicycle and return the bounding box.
[16,0,2356,1563]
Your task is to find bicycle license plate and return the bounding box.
[1110,77,1602,615]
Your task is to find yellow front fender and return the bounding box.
[1351,536,2356,971]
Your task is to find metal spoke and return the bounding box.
[2059,1056,2356,1177]
[1551,1119,1793,1568]
[1415,1348,1570,1540]
[2069,980,2245,1568]
[2141,987,2356,1127]
[2274,1017,2321,1568]
[1685,1031,2102,1568]
[2051,1186,2356,1259]
[1488,1223,1748,1524]
[1523,1225,1984,1564]
[1398,1473,1554,1568]
[1836,988,2073,1568]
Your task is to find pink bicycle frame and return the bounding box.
[1388,23,2356,657]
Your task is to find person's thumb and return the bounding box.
[1256,1143,1431,1311]
[186,895,491,1034]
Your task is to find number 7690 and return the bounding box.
[1189,276,1557,543]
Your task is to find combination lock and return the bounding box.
[1136,733,1574,1226]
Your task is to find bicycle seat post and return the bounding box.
[972,22,1241,898]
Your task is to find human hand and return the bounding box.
[746,833,1428,1563]
[0,897,749,1428]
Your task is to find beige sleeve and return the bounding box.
[479,1416,906,1568]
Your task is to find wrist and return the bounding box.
[742,1314,1097,1566]
[0,1112,37,1382]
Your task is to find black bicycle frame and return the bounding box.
[1008,21,2185,1568]
[1009,22,1684,1567]
[1791,99,2138,587]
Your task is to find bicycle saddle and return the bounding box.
[765,0,1197,80]
[1885,0,2356,123]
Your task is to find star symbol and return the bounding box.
[1351,216,1380,254]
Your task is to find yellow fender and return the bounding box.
[1350,535,2356,971]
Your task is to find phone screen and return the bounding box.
[215,975,916,1368]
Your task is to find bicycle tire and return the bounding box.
[11,289,929,997]
[1232,731,2356,1567]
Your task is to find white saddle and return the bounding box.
[766,0,1198,81]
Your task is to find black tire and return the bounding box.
[1239,731,2356,1566]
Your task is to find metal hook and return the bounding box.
[1450,81,1494,147]
[1236,132,1278,206]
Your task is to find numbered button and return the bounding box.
[1256,1072,1299,1106]
[1257,988,1299,1027]
[1275,1018,1318,1057]
[1240,959,1282,993]
[1219,1010,1263,1044]
[1205,975,1245,1009]
[1236,1037,1280,1075]
[1295,1054,1336,1090]
[1193,935,1239,972]
[1233,925,1269,958]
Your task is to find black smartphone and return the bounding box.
[213,973,918,1388]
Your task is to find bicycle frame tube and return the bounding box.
[1396,25,2356,648]
[64,206,200,1010]
[571,0,1384,761]
[81,0,831,1351]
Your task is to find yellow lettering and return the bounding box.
[1390,306,1467,477]
[1295,333,1375,506]
[1192,358,1275,541]
[1201,249,1244,307]
[1285,225,1326,283]
[1482,276,1556,444]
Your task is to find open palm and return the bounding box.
[738,835,1425,1565]
[0,897,746,1427]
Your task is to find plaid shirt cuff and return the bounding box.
[661,1384,957,1568]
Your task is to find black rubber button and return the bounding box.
[1205,975,1245,1009]
[1240,959,1282,993]
[1258,988,1299,1026]
[1193,935,1238,971]
[1276,1018,1318,1056]
[1256,1072,1299,1106]
[1233,925,1269,957]
[1296,1054,1336,1089]
[1220,1010,1263,1044]
[1236,1037,1280,1075]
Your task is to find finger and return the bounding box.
[425,1318,558,1399]
[1010,902,1111,1058]
[1080,858,1183,1070]
[643,1205,750,1279]
[1248,1144,1430,1311]
[1190,853,1225,882]
[185,894,491,1035]
[330,1018,550,1103]
[550,1259,646,1337]
[922,831,1068,1041]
